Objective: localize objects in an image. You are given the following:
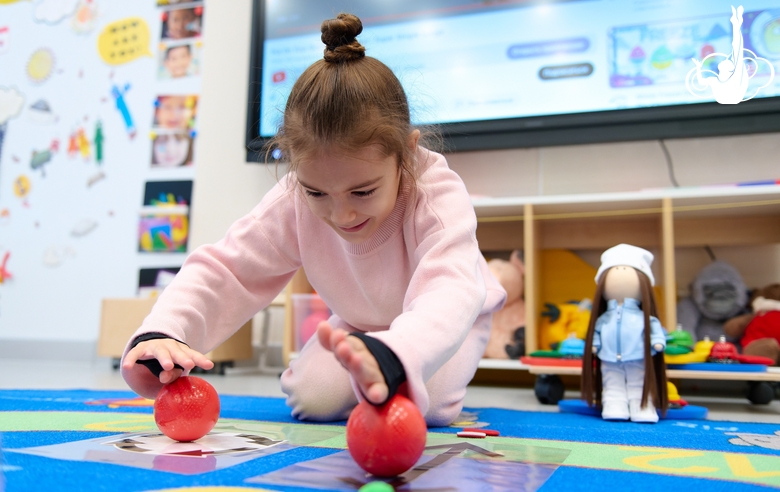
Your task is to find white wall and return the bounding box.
[189,0,281,249]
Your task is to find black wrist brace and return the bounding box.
[130,332,187,378]
[349,332,407,406]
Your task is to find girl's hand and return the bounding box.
[317,321,389,405]
[653,343,664,353]
[123,338,214,384]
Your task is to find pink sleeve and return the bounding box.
[368,156,506,414]
[121,183,302,399]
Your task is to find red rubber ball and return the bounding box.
[346,394,427,477]
[154,376,220,442]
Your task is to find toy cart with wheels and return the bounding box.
[525,363,780,405]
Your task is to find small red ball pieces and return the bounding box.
[154,376,220,442]
[346,394,427,477]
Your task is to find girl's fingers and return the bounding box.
[189,350,214,370]
[159,368,183,384]
[123,339,214,376]
[316,321,334,350]
[329,328,348,352]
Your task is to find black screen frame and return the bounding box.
[245,0,780,163]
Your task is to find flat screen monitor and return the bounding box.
[246,0,780,160]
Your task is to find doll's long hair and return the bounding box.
[581,268,668,415]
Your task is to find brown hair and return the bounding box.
[265,13,436,188]
[581,267,668,415]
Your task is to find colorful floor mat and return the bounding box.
[1,389,779,491]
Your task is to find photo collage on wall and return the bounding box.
[139,0,205,294]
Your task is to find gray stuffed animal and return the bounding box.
[677,260,749,342]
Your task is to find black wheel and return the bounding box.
[535,374,565,405]
[111,358,121,370]
[747,381,774,405]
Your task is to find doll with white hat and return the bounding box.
[581,244,668,423]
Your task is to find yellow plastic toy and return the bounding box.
[665,338,715,364]
[538,300,591,350]
[667,382,688,407]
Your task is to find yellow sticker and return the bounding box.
[27,48,55,83]
[13,175,31,198]
[97,17,152,65]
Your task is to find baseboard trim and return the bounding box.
[0,340,98,362]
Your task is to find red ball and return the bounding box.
[154,376,220,442]
[346,394,427,477]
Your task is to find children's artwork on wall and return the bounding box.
[138,180,192,253]
[70,218,98,237]
[157,40,201,80]
[0,86,24,168]
[33,0,80,25]
[28,99,57,124]
[26,48,56,84]
[151,130,193,167]
[70,0,98,34]
[153,94,197,131]
[12,175,31,205]
[0,251,12,284]
[97,17,153,66]
[0,1,203,341]
[160,5,203,42]
[42,245,76,268]
[138,266,180,297]
[0,25,9,55]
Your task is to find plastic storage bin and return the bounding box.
[291,293,332,351]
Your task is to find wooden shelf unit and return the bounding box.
[473,184,780,355]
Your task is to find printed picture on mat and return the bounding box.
[138,180,192,253]
[157,40,201,80]
[151,130,194,167]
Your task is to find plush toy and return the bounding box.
[677,261,749,342]
[538,299,591,350]
[485,250,525,359]
[724,284,780,365]
[581,244,668,423]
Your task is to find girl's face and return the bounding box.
[296,144,402,244]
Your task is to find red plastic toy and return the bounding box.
[708,337,739,361]
[154,376,220,442]
[346,393,426,477]
[707,336,774,365]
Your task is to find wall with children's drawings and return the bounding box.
[0,0,207,357]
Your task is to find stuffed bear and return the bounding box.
[485,250,525,359]
[724,284,780,365]
[677,260,749,342]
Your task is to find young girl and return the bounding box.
[122,13,506,426]
[581,244,668,423]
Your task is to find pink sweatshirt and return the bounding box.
[122,147,507,410]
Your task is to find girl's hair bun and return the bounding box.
[321,13,365,63]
